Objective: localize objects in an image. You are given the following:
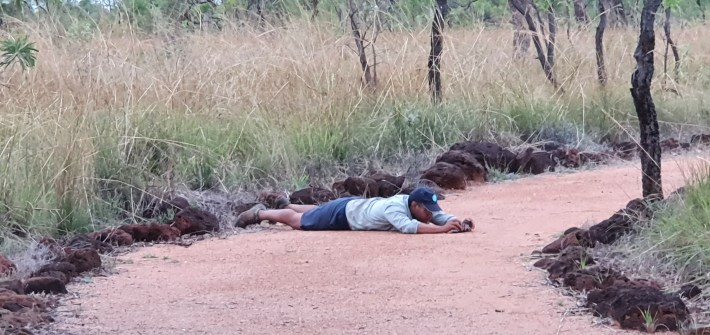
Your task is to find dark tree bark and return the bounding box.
[509,0,530,58]
[596,0,609,85]
[311,0,319,20]
[662,7,680,84]
[348,0,375,89]
[510,0,558,88]
[573,0,589,23]
[248,0,265,24]
[428,0,449,102]
[698,0,706,21]
[546,6,557,77]
[630,0,663,200]
[610,0,628,27]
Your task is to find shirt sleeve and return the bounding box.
[431,211,456,226]
[383,205,420,234]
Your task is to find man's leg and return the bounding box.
[272,194,315,213]
[286,204,317,213]
[258,209,303,230]
[235,204,305,229]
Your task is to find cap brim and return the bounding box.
[424,202,442,212]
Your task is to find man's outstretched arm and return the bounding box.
[415,221,463,234]
[430,211,457,226]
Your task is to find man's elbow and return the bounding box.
[399,225,418,234]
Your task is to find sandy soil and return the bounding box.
[49,154,708,335]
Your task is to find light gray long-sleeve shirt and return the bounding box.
[344,195,456,234]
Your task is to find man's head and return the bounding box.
[408,187,442,222]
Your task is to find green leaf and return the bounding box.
[0,35,39,71]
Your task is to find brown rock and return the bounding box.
[118,223,179,242]
[661,137,681,151]
[64,234,113,254]
[24,277,67,295]
[142,195,191,219]
[65,248,101,273]
[542,232,581,254]
[563,227,581,235]
[338,177,380,197]
[563,272,600,292]
[231,202,262,215]
[290,187,337,205]
[420,162,467,190]
[0,280,24,295]
[449,141,517,172]
[587,286,688,332]
[589,198,648,245]
[37,237,63,256]
[679,284,702,299]
[513,148,556,175]
[691,134,710,145]
[258,192,288,209]
[89,228,134,246]
[551,148,581,168]
[578,151,614,165]
[148,223,181,242]
[559,246,594,264]
[170,207,219,235]
[0,288,45,311]
[107,229,134,246]
[118,224,150,241]
[612,141,639,160]
[0,255,15,275]
[546,246,595,280]
[533,258,556,270]
[0,287,51,331]
[374,180,402,197]
[35,262,77,279]
[367,172,406,197]
[436,150,487,183]
[368,171,406,188]
[33,270,69,285]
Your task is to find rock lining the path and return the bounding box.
[532,188,701,333]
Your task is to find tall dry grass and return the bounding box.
[1,18,709,237]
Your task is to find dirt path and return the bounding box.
[51,154,708,335]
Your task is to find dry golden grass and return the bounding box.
[0,19,709,234]
[2,21,708,118]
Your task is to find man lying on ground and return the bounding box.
[236,186,473,234]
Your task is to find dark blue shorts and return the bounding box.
[300,197,359,231]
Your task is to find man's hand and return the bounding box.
[415,218,474,234]
[446,219,462,226]
[441,220,463,233]
[446,219,474,233]
[416,221,460,234]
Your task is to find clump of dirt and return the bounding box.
[289,187,337,205]
[435,150,487,183]
[0,187,276,332]
[449,141,517,172]
[540,198,649,253]
[24,277,67,295]
[278,136,707,200]
[421,162,468,190]
[0,287,56,333]
[287,171,409,204]
[588,286,688,332]
[0,238,105,332]
[169,207,219,235]
[531,187,699,332]
[1,255,16,276]
[420,136,700,191]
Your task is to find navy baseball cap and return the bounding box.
[408,187,442,212]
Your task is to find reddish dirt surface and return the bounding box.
[51,154,707,335]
